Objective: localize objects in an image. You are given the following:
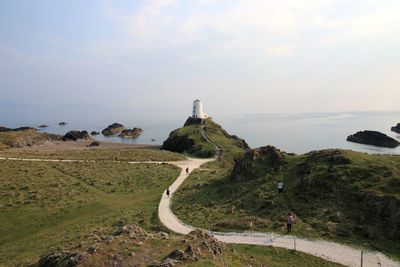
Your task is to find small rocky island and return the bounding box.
[391,123,400,134]
[347,130,400,148]
[62,131,90,141]
[101,123,143,138]
[118,127,143,138]
[102,123,125,136]
[59,122,67,126]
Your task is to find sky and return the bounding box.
[1,0,400,120]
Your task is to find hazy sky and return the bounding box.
[1,0,400,117]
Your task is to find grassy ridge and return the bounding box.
[173,149,400,259]
[0,160,180,266]
[0,147,185,162]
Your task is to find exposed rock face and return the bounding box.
[391,123,400,134]
[62,131,90,141]
[118,128,143,138]
[90,131,99,136]
[231,146,286,180]
[101,123,125,136]
[37,251,84,267]
[59,122,67,126]
[347,130,399,148]
[184,117,203,126]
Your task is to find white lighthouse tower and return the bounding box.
[192,99,206,119]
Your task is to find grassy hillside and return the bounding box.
[0,160,180,266]
[173,148,400,259]
[161,117,248,160]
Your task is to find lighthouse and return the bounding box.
[192,99,206,119]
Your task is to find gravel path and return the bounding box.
[1,156,399,267]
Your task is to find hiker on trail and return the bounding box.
[277,181,283,193]
[287,213,294,233]
[166,188,170,198]
[186,167,189,174]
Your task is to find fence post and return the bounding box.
[361,250,363,267]
[293,237,296,251]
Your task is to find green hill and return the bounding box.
[173,147,400,259]
[161,117,249,161]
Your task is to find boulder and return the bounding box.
[101,123,125,136]
[38,124,49,128]
[90,131,99,136]
[118,127,143,138]
[63,131,90,141]
[59,122,67,126]
[391,123,400,134]
[89,141,100,147]
[347,130,399,148]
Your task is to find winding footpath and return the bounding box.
[1,155,399,266]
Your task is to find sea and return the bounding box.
[6,111,400,155]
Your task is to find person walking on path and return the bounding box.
[186,167,189,174]
[287,213,294,233]
[277,181,283,194]
[166,188,170,198]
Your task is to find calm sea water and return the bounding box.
[10,111,400,155]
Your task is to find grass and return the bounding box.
[0,147,185,162]
[172,149,400,260]
[0,160,180,266]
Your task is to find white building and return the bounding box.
[192,99,207,119]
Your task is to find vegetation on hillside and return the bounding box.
[161,117,248,160]
[173,148,400,259]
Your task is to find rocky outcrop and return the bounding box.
[62,131,90,141]
[101,123,125,136]
[231,146,286,180]
[90,131,99,136]
[391,123,400,134]
[89,141,100,147]
[162,131,194,153]
[36,251,84,267]
[347,130,399,148]
[184,117,203,126]
[38,124,49,128]
[118,128,143,138]
[58,122,67,126]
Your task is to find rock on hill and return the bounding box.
[0,128,61,149]
[162,117,249,159]
[347,130,399,148]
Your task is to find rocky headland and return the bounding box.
[347,130,399,148]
